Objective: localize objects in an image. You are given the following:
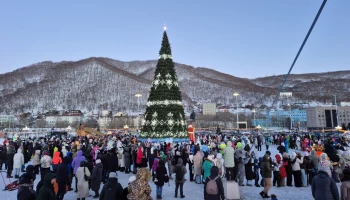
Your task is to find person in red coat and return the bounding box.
[279,153,288,187]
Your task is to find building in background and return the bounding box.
[280,91,293,97]
[0,115,15,128]
[306,106,350,129]
[45,113,83,127]
[340,102,350,107]
[251,109,306,129]
[202,103,216,115]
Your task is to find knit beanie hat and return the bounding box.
[304,151,309,157]
[95,159,101,164]
[318,161,331,177]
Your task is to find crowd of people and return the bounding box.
[0,132,349,200]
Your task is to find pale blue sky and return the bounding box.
[0,0,349,78]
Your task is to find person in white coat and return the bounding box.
[76,160,91,200]
[40,151,52,173]
[13,148,24,178]
[61,146,68,157]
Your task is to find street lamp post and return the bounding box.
[333,94,339,128]
[135,94,142,112]
[253,109,256,127]
[233,93,239,129]
[287,104,292,131]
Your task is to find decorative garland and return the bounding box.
[159,54,172,59]
[146,100,183,107]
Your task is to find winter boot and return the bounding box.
[259,191,264,198]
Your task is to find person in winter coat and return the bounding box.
[76,160,91,200]
[7,142,16,178]
[13,148,24,178]
[223,141,235,181]
[61,146,68,157]
[235,149,249,186]
[0,145,7,170]
[40,151,52,173]
[99,172,125,200]
[32,150,41,174]
[91,159,103,198]
[17,173,36,200]
[279,153,288,187]
[24,165,36,182]
[193,151,203,183]
[71,150,86,192]
[37,173,56,200]
[107,150,119,173]
[174,158,187,198]
[341,168,350,200]
[273,154,282,187]
[311,161,339,200]
[291,152,303,187]
[202,155,214,183]
[204,166,225,200]
[123,143,132,173]
[52,151,62,172]
[127,167,152,200]
[215,153,224,178]
[260,154,272,198]
[155,159,168,199]
[56,157,70,200]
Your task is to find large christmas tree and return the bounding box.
[140,28,187,141]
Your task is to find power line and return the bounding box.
[270,0,328,109]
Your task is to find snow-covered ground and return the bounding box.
[0,145,337,200]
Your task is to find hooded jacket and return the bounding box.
[100,177,125,200]
[312,171,339,200]
[261,154,272,178]
[91,162,103,192]
[174,158,187,184]
[204,166,225,200]
[71,150,85,174]
[291,152,303,171]
[223,141,235,168]
[40,153,52,169]
[36,173,56,200]
[127,168,152,200]
[13,148,24,169]
[32,150,41,166]
[17,173,36,200]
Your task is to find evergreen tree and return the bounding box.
[140,30,187,140]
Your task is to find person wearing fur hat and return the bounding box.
[341,168,350,200]
[312,161,339,200]
[90,159,103,198]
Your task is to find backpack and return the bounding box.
[206,176,219,195]
[175,166,184,181]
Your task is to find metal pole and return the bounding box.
[334,95,338,127]
[253,111,256,127]
[236,96,239,129]
[290,106,292,131]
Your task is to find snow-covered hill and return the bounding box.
[0,57,349,114]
